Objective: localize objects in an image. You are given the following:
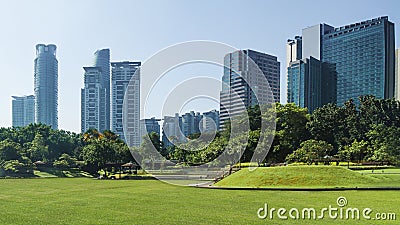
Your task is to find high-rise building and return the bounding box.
[162,113,184,148]
[81,67,107,133]
[287,57,336,112]
[395,49,400,101]
[111,61,141,143]
[34,44,58,129]
[286,36,302,68]
[288,16,395,108]
[93,49,111,130]
[181,111,202,137]
[220,49,280,129]
[200,109,220,133]
[162,110,220,147]
[140,117,161,141]
[12,95,35,127]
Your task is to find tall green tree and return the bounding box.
[27,133,49,162]
[307,103,346,152]
[268,103,310,162]
[80,129,132,175]
[366,124,400,164]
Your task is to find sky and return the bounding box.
[0,0,399,133]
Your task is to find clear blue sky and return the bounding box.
[0,0,399,133]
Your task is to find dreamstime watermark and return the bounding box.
[257,197,396,221]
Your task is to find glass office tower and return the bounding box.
[220,49,280,129]
[93,49,111,130]
[322,16,395,105]
[12,95,35,127]
[287,57,336,112]
[287,16,395,108]
[34,44,58,129]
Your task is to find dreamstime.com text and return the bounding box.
[257,197,396,221]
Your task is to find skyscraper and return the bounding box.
[287,57,336,112]
[111,61,141,143]
[93,49,111,130]
[181,111,202,137]
[140,117,161,140]
[81,67,107,133]
[162,114,183,148]
[12,95,35,127]
[220,49,280,129]
[395,49,400,101]
[200,109,220,133]
[288,16,395,108]
[34,44,58,129]
[161,110,220,148]
[286,36,302,68]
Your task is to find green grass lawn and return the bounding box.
[0,178,399,224]
[215,166,400,188]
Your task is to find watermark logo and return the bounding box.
[257,196,396,221]
[122,41,276,186]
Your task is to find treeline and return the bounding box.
[149,95,400,166]
[2,95,400,177]
[0,125,133,177]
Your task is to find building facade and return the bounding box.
[34,44,58,129]
[288,16,395,109]
[162,110,220,147]
[140,117,161,143]
[111,61,141,143]
[181,111,202,137]
[162,114,183,148]
[81,67,107,133]
[286,36,302,68]
[12,95,35,127]
[93,49,111,130]
[395,49,400,100]
[120,65,141,147]
[220,49,280,129]
[287,57,336,112]
[200,109,220,133]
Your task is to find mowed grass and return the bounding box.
[215,166,400,188]
[0,178,399,224]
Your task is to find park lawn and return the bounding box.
[214,166,400,188]
[0,178,399,224]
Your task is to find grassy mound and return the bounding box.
[215,166,400,188]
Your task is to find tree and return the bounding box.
[80,129,133,175]
[268,103,310,162]
[286,140,334,165]
[338,140,369,163]
[53,153,77,169]
[359,95,400,128]
[366,124,400,164]
[307,103,347,152]
[0,140,22,161]
[83,128,103,142]
[81,140,115,175]
[27,133,49,162]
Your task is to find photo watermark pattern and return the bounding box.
[122,41,276,185]
[257,196,396,221]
